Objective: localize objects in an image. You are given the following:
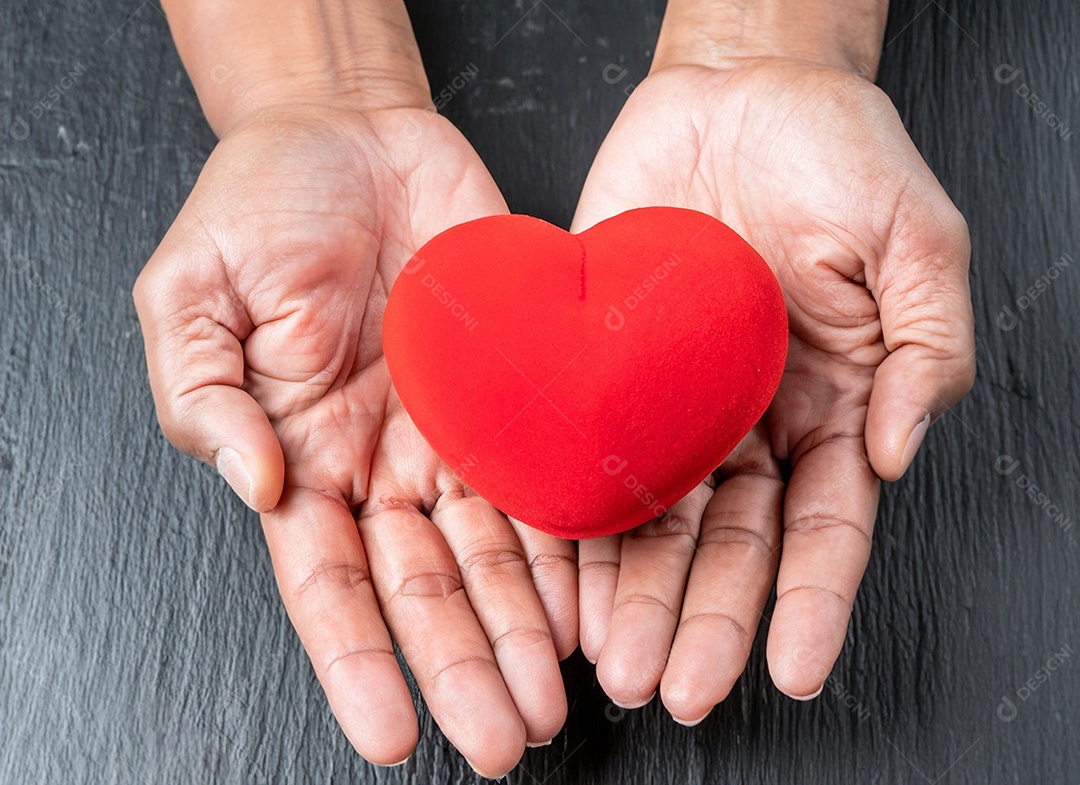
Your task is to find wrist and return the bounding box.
[652,0,888,78]
[162,0,431,137]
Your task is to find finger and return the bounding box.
[595,484,712,708]
[766,436,879,699]
[510,518,579,661]
[261,487,417,766]
[434,497,566,745]
[134,248,283,511]
[577,535,621,663]
[661,445,782,725]
[866,198,975,481]
[359,490,525,778]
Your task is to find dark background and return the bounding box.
[2,0,1078,782]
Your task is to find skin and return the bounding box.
[135,0,975,773]
[135,2,576,777]
[574,4,975,723]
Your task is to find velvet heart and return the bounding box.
[383,207,787,538]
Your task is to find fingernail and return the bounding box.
[612,691,655,710]
[673,710,710,727]
[526,739,553,748]
[790,684,824,701]
[901,413,931,470]
[383,754,412,767]
[216,447,253,507]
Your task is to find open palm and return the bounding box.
[134,107,574,774]
[573,60,974,721]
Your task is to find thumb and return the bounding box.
[865,200,976,482]
[569,95,670,234]
[133,241,284,512]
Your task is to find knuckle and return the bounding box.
[391,569,464,602]
[435,480,470,505]
[428,653,496,687]
[696,519,777,559]
[784,513,873,550]
[458,544,527,579]
[777,584,854,612]
[529,552,576,572]
[293,559,373,602]
[630,513,697,546]
[578,559,619,578]
[152,396,200,457]
[955,352,977,396]
[678,610,754,647]
[322,645,393,678]
[941,205,971,251]
[614,592,679,621]
[154,408,185,450]
[131,264,161,312]
[154,387,211,460]
[490,624,553,655]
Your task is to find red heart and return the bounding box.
[383,207,787,539]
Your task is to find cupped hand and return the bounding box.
[134,105,576,775]
[573,60,974,722]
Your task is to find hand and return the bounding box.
[134,104,575,775]
[573,58,974,721]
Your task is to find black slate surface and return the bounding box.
[2,0,1079,783]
